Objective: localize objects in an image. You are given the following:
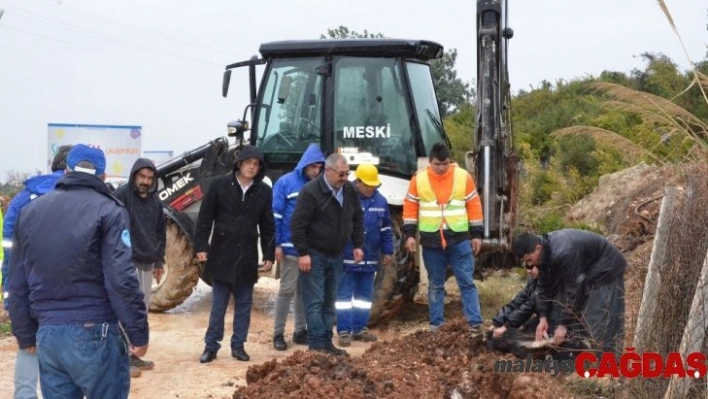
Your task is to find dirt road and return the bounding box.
[0,278,381,398]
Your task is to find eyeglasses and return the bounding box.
[327,167,350,178]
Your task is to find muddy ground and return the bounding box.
[0,277,581,399]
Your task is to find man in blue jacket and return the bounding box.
[0,207,3,274]
[2,144,72,399]
[7,145,149,398]
[335,163,393,346]
[271,143,325,351]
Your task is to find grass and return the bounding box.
[476,269,528,321]
[0,310,11,338]
[565,377,617,398]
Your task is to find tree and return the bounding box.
[320,26,384,40]
[321,26,473,117]
[429,48,473,118]
[5,170,34,184]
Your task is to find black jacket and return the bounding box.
[536,229,626,325]
[193,146,275,286]
[290,175,364,257]
[114,158,166,269]
[8,172,148,348]
[492,278,542,328]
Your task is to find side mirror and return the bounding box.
[222,70,232,98]
[227,119,250,138]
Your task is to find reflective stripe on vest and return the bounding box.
[416,167,468,233]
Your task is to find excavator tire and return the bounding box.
[150,219,201,312]
[368,212,419,326]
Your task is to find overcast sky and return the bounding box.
[0,0,706,182]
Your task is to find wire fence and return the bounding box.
[626,164,708,398]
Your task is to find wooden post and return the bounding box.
[414,250,429,305]
[663,249,708,399]
[633,186,678,350]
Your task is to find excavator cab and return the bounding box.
[223,39,448,189]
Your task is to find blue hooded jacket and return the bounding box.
[2,171,64,242]
[272,144,325,257]
[2,171,64,288]
[343,188,394,273]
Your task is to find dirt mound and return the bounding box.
[233,320,568,399]
[566,163,670,233]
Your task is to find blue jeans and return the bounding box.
[299,250,343,350]
[14,348,39,399]
[422,240,483,328]
[204,280,254,352]
[36,323,130,399]
[336,270,375,334]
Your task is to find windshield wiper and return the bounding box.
[426,108,451,148]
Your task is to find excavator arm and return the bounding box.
[470,0,519,253]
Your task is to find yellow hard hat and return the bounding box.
[355,163,381,187]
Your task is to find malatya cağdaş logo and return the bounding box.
[576,348,707,379]
[493,348,707,378]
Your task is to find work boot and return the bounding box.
[352,328,377,342]
[469,324,484,338]
[130,366,141,378]
[273,334,287,351]
[326,342,348,357]
[338,332,352,347]
[292,329,308,345]
[130,355,155,370]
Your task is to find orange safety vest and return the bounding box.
[415,167,469,233]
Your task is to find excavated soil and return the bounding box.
[233,319,570,399]
[567,162,671,235]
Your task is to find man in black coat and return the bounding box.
[290,153,364,356]
[513,229,626,354]
[194,146,275,363]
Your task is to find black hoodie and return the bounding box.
[193,145,276,286]
[114,158,166,269]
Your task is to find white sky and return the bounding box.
[0,0,706,182]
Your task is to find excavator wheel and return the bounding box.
[368,212,419,326]
[150,218,201,312]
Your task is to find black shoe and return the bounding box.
[292,330,308,345]
[273,334,287,351]
[199,349,217,364]
[232,347,250,361]
[325,342,348,357]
